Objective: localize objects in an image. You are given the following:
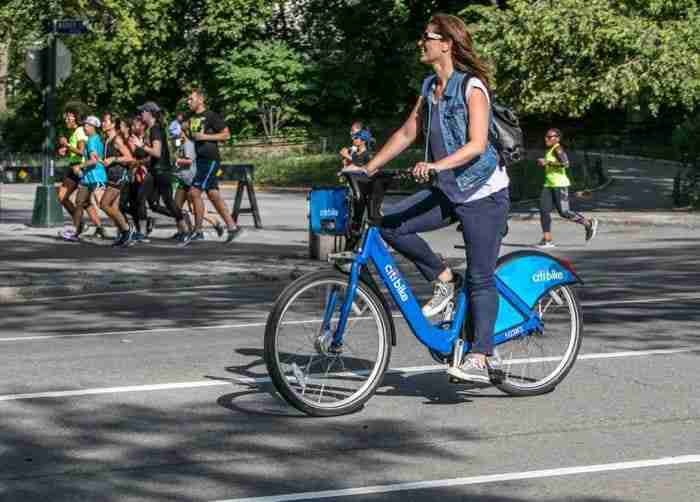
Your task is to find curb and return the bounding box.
[511,176,616,208]
[508,211,700,227]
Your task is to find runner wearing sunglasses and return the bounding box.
[536,128,599,248]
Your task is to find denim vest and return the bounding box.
[421,71,499,203]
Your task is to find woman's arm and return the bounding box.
[360,97,423,176]
[143,138,162,159]
[64,139,85,157]
[106,136,134,165]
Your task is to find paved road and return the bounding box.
[1,221,699,501]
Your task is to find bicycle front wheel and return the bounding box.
[493,284,582,396]
[264,270,391,416]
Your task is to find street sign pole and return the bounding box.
[31,20,64,227]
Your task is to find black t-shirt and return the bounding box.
[190,111,227,162]
[146,124,171,172]
[351,149,371,166]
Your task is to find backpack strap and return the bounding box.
[461,76,501,157]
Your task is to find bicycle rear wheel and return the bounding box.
[493,284,582,396]
[264,270,391,416]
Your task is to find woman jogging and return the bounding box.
[536,128,598,248]
[343,13,509,384]
[64,115,108,241]
[57,105,103,236]
[100,112,134,246]
[127,115,155,241]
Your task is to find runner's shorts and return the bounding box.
[192,158,220,191]
[64,163,82,184]
[107,165,128,188]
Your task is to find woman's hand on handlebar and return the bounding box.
[413,162,439,182]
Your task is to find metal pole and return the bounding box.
[31,19,62,226]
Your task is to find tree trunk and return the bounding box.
[0,38,9,114]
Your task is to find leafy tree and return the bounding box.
[462,0,700,117]
[213,40,316,138]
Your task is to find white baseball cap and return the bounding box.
[83,115,101,128]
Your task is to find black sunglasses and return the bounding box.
[420,31,443,42]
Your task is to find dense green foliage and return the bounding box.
[463,0,700,117]
[2,0,699,167]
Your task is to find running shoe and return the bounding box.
[113,227,135,247]
[214,223,225,238]
[146,217,156,236]
[132,232,150,243]
[536,239,556,249]
[76,220,85,237]
[170,231,184,240]
[585,218,599,243]
[422,279,455,317]
[447,355,492,384]
[179,231,205,247]
[112,231,126,247]
[61,229,80,242]
[224,226,245,244]
[92,226,108,240]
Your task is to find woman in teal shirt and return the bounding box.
[65,116,108,240]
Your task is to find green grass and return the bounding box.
[224,150,426,188]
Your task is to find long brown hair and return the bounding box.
[429,13,492,91]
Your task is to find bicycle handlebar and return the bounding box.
[338,168,437,226]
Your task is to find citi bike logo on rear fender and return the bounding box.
[532,269,564,283]
[385,265,409,302]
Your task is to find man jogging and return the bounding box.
[182,88,243,245]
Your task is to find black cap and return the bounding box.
[137,101,161,113]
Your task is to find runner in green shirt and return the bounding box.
[57,104,105,237]
[536,128,598,248]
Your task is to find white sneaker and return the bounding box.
[422,280,455,317]
[536,239,556,249]
[447,355,491,384]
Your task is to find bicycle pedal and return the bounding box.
[327,251,357,262]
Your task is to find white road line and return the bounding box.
[3,291,700,344]
[0,346,697,402]
[215,454,700,502]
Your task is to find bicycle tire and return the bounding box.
[264,270,392,416]
[493,284,582,396]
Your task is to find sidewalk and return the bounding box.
[510,157,698,226]
[1,157,699,302]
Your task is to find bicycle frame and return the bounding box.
[330,226,545,356]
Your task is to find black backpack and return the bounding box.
[490,102,525,167]
[460,77,525,167]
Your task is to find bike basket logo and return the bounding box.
[532,269,565,283]
[320,208,339,218]
[385,265,409,302]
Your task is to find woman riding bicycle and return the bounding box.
[342,13,509,383]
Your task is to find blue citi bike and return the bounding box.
[264,171,583,416]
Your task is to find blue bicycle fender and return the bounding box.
[493,250,583,334]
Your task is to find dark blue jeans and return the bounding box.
[380,187,509,355]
